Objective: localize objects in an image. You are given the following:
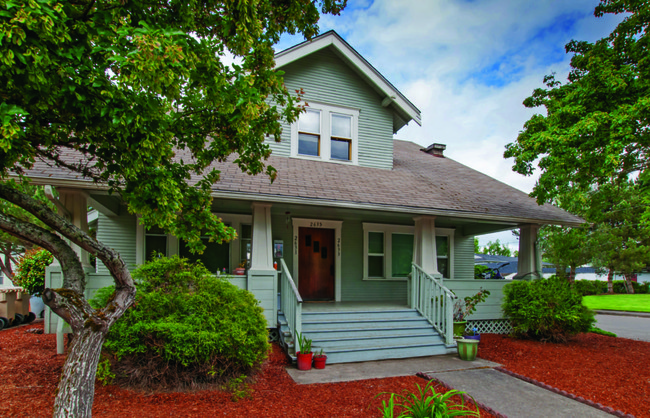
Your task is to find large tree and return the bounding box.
[0,1,344,416]
[504,0,650,203]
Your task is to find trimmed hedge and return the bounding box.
[91,256,269,390]
[572,279,649,296]
[502,276,595,343]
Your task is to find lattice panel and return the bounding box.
[466,319,512,335]
[268,328,280,343]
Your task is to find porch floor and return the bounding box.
[301,301,409,312]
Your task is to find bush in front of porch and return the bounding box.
[90,256,269,390]
[502,276,595,343]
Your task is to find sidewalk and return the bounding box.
[287,354,618,417]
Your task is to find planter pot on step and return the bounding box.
[296,351,313,371]
[453,321,467,338]
[313,355,327,369]
[457,339,479,361]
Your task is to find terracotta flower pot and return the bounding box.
[457,338,479,361]
[313,355,327,369]
[296,351,313,370]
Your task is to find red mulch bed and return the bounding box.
[0,323,491,417]
[479,333,650,418]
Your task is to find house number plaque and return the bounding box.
[309,221,323,227]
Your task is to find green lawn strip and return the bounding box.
[583,294,650,313]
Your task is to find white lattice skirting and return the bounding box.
[466,319,512,335]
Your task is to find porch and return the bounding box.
[278,262,459,364]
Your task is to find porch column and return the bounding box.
[413,216,439,276]
[250,203,273,271]
[248,203,277,327]
[57,189,92,269]
[515,224,541,280]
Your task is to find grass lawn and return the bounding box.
[583,294,650,312]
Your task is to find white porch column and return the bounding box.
[250,203,273,271]
[515,224,541,280]
[58,190,92,269]
[413,216,439,276]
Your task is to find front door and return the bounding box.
[298,227,335,301]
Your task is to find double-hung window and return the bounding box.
[293,102,358,164]
[363,224,454,280]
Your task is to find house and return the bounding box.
[29,31,582,363]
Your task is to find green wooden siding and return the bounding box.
[445,280,509,320]
[269,47,395,170]
[453,231,475,280]
[96,213,137,275]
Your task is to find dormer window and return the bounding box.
[291,102,359,164]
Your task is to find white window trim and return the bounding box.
[292,218,343,302]
[135,214,252,271]
[435,227,455,280]
[363,223,414,281]
[291,101,359,165]
[362,223,455,280]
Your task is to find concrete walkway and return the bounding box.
[287,355,616,417]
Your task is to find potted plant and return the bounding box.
[456,338,480,361]
[464,326,480,341]
[453,288,490,338]
[313,348,327,369]
[295,332,313,371]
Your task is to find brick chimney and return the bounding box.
[422,143,446,157]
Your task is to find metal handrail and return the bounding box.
[410,263,455,345]
[279,258,302,345]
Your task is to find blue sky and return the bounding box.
[276,0,624,250]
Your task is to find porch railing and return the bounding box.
[410,263,455,345]
[279,258,302,345]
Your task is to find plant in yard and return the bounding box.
[453,288,491,322]
[502,276,595,343]
[375,380,480,418]
[295,331,314,370]
[12,248,53,296]
[296,331,313,354]
[89,256,269,390]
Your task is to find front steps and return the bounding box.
[278,307,454,364]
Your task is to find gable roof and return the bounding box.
[26,140,584,227]
[275,31,421,131]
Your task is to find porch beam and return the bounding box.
[515,224,541,280]
[250,203,273,271]
[55,188,92,269]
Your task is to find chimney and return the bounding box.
[422,143,446,157]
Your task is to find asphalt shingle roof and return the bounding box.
[25,140,582,225]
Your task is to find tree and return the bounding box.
[480,239,513,257]
[539,225,590,283]
[504,0,650,204]
[0,1,345,416]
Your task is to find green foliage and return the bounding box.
[572,279,649,296]
[95,359,115,386]
[502,277,595,343]
[505,1,650,204]
[12,248,53,296]
[376,380,480,418]
[224,374,252,402]
[589,326,617,338]
[474,264,489,280]
[453,288,490,322]
[0,0,346,253]
[480,239,512,257]
[98,256,270,389]
[583,293,650,312]
[295,331,312,354]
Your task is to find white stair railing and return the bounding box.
[279,258,302,346]
[410,263,455,345]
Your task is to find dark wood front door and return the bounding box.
[298,227,335,301]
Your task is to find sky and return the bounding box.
[275,0,625,252]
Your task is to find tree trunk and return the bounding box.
[624,273,635,294]
[568,265,576,283]
[53,326,107,417]
[607,268,614,294]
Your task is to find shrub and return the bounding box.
[92,255,269,390]
[612,280,649,294]
[12,248,53,296]
[573,280,607,296]
[502,276,595,343]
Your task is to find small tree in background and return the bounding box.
[480,239,512,257]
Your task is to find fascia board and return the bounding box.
[275,33,422,127]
